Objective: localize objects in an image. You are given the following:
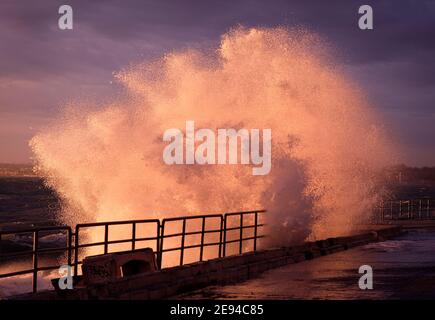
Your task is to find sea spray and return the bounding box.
[30,27,397,256]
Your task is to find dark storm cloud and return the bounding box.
[2,0,435,80]
[0,0,434,164]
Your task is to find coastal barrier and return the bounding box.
[10,225,403,300]
[0,210,266,294]
[375,199,435,222]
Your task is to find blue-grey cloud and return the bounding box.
[0,0,434,165]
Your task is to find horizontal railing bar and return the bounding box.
[34,247,70,254]
[0,238,162,258]
[0,250,34,258]
[379,205,434,208]
[1,229,267,257]
[130,236,160,242]
[0,269,36,278]
[0,226,71,236]
[380,198,434,201]
[0,246,71,258]
[161,228,223,239]
[225,210,266,216]
[224,235,265,245]
[76,219,160,228]
[378,202,434,206]
[162,214,223,222]
[162,224,266,239]
[161,235,266,253]
[161,241,222,253]
[35,265,65,272]
[160,223,266,239]
[0,263,73,279]
[76,237,159,248]
[224,224,265,232]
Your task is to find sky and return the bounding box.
[0,0,434,166]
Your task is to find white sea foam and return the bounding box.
[30,27,398,248]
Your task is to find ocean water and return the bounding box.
[1,176,435,298]
[0,177,59,231]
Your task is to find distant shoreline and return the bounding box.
[1,163,435,181]
[0,163,36,177]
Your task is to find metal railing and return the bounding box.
[159,214,223,268]
[375,199,435,222]
[73,219,161,277]
[223,210,263,257]
[0,210,266,294]
[0,226,72,293]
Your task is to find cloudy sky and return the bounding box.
[0,0,434,166]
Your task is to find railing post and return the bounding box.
[408,201,411,219]
[254,211,258,251]
[0,232,2,264]
[399,201,402,219]
[74,226,79,277]
[218,217,223,258]
[32,230,39,293]
[158,223,164,269]
[419,199,422,219]
[131,222,136,250]
[239,213,243,254]
[104,224,109,254]
[67,228,72,267]
[390,200,394,220]
[223,216,227,257]
[180,219,186,265]
[199,217,205,262]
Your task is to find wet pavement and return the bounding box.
[178,229,435,299]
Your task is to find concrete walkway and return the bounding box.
[177,229,435,299]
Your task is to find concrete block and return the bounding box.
[263,248,287,259]
[221,255,249,268]
[106,279,131,294]
[248,261,269,276]
[241,252,258,264]
[220,265,249,283]
[315,240,329,249]
[170,265,197,278]
[327,244,345,253]
[213,270,232,283]
[82,248,156,285]
[268,257,287,268]
[205,259,224,272]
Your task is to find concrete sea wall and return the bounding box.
[12,226,403,300]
